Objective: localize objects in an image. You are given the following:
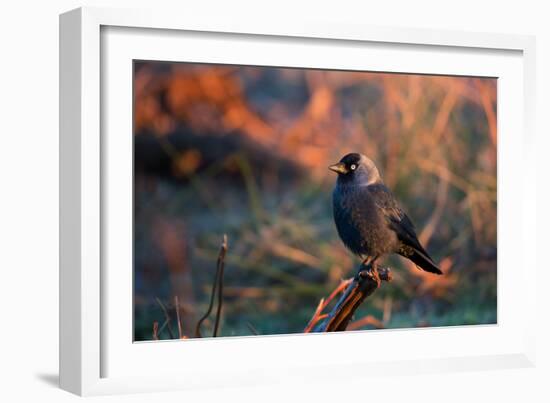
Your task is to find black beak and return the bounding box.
[328,162,348,174]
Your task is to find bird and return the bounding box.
[329,153,442,275]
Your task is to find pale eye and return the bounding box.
[350,164,357,170]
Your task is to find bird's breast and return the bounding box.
[332,185,397,257]
[333,186,370,256]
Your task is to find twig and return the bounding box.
[313,264,392,332]
[155,297,175,339]
[269,241,321,268]
[157,318,170,337]
[194,235,228,338]
[347,315,384,331]
[152,321,159,341]
[304,278,353,332]
[175,295,183,339]
[213,235,227,337]
[246,322,259,336]
[304,298,326,333]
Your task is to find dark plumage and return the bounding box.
[329,153,442,275]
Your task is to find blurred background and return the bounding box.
[133,61,497,341]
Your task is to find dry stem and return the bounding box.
[311,264,392,332]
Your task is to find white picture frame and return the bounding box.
[59,6,537,396]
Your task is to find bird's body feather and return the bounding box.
[331,153,442,275]
[368,184,442,274]
[333,184,399,257]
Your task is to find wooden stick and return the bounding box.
[213,235,227,337]
[194,235,228,338]
[175,295,183,339]
[313,264,392,332]
[155,297,175,339]
[304,278,353,332]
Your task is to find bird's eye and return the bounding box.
[350,164,357,170]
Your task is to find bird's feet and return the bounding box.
[356,260,393,285]
[356,263,381,287]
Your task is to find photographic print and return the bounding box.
[133,61,497,341]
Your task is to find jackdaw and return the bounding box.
[329,153,442,275]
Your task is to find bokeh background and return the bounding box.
[133,61,497,341]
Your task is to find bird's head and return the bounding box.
[329,153,382,186]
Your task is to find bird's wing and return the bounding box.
[369,184,434,256]
[367,184,418,244]
[368,184,441,274]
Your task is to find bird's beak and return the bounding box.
[328,162,348,174]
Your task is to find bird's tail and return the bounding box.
[407,249,443,275]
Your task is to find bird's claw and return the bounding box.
[355,270,368,281]
[355,266,381,287]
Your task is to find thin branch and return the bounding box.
[304,278,353,332]
[246,322,259,336]
[312,264,392,332]
[304,298,326,333]
[175,295,183,339]
[194,235,228,338]
[347,315,384,331]
[213,235,228,337]
[157,318,170,337]
[155,297,175,339]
